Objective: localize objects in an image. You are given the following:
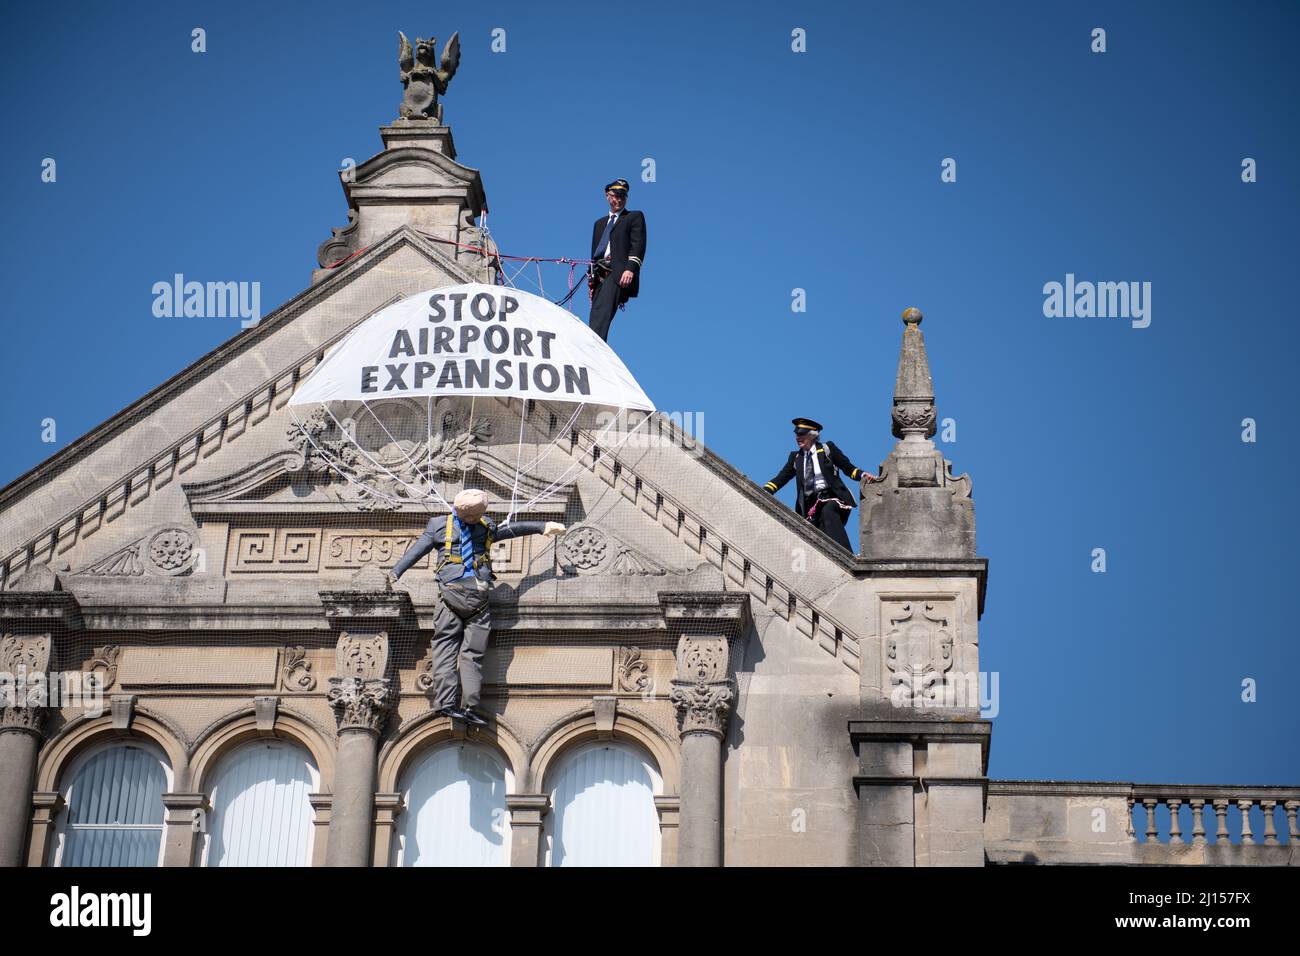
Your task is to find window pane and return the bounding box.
[399,745,508,866]
[206,741,316,867]
[548,744,658,867]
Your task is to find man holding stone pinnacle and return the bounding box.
[763,418,879,552]
[587,178,646,342]
[389,489,565,726]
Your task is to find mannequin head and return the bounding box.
[453,489,489,523]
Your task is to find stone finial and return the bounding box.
[892,307,936,441]
[859,307,976,559]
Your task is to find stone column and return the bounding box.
[506,794,549,866]
[671,643,731,868]
[0,632,52,867]
[324,657,391,867]
[0,708,44,867]
[660,592,751,868]
[319,581,407,867]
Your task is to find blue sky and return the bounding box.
[2,1,1297,785]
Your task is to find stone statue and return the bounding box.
[398,31,461,122]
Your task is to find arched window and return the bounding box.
[57,742,169,867]
[202,739,318,867]
[545,741,661,867]
[395,743,511,867]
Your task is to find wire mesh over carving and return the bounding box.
[884,601,954,708]
[287,401,492,511]
[670,635,734,737]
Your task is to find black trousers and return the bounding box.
[588,272,627,341]
[808,495,853,551]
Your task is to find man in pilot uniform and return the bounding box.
[587,178,646,342]
[389,489,565,725]
[763,418,878,552]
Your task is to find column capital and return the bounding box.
[669,632,735,739]
[326,628,395,734]
[1,631,54,737]
[327,676,392,733]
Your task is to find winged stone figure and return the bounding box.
[398,31,461,121]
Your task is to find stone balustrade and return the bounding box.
[986,781,1299,865]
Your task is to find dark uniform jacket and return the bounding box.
[763,441,868,517]
[392,515,545,586]
[590,209,647,298]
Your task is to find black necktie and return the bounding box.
[595,214,617,259]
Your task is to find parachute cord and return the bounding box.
[516,408,653,511]
[460,396,476,498]
[290,410,416,509]
[505,397,528,525]
[356,398,452,509]
[342,402,453,511]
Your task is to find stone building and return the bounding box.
[0,96,1295,868]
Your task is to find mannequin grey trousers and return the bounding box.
[429,578,491,710]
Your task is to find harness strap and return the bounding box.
[439,514,495,570]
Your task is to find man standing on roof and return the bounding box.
[389,489,565,726]
[762,418,879,552]
[587,178,646,342]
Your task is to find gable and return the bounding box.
[0,237,874,674]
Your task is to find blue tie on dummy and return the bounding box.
[455,515,476,580]
[595,214,617,259]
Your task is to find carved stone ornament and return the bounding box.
[77,527,198,577]
[1,632,52,675]
[617,646,651,694]
[1,633,53,731]
[88,645,119,691]
[670,679,734,737]
[287,402,491,512]
[335,631,389,682]
[884,602,955,708]
[891,402,937,438]
[327,676,392,733]
[281,646,317,692]
[398,31,460,122]
[670,635,734,737]
[561,526,608,570]
[610,546,667,576]
[415,649,435,693]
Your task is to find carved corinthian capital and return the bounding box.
[327,630,393,732]
[0,632,52,735]
[670,634,734,738]
[327,676,392,733]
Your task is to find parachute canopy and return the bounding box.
[290,282,653,411]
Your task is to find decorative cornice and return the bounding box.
[0,593,83,632]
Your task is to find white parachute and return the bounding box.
[287,282,654,521]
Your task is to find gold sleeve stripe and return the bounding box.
[763,482,777,492]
